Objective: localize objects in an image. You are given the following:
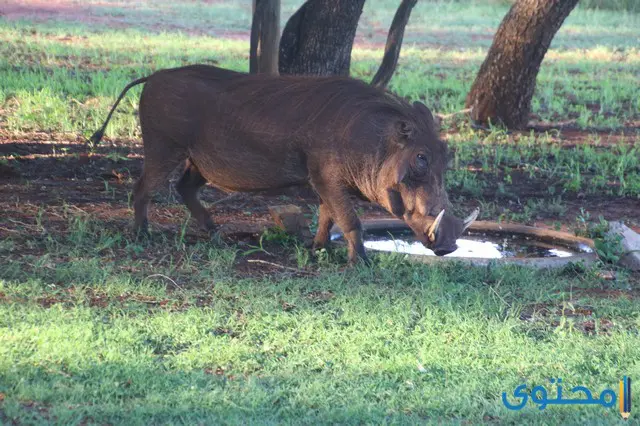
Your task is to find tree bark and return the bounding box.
[370,0,417,89]
[250,0,281,75]
[279,0,366,76]
[465,0,579,129]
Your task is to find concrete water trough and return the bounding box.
[330,219,599,268]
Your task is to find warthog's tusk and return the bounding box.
[427,209,445,242]
[462,207,480,232]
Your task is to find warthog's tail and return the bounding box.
[89,77,148,145]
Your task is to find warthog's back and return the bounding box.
[138,65,416,192]
[139,65,243,145]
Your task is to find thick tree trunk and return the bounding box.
[465,0,579,129]
[370,0,417,89]
[279,0,365,76]
[250,0,281,74]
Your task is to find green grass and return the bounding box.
[1,215,639,424]
[445,134,640,204]
[1,1,640,423]
[1,2,639,138]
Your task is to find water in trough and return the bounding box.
[331,228,593,259]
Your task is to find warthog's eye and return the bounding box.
[411,153,428,178]
[415,153,428,172]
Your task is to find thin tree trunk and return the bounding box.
[370,0,417,89]
[279,0,366,76]
[250,0,280,75]
[465,0,579,129]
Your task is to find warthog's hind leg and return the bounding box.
[175,159,215,232]
[133,136,185,234]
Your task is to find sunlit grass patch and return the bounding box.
[1,213,639,423]
[1,5,639,135]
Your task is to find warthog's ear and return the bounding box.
[413,101,438,130]
[413,101,434,121]
[395,120,414,140]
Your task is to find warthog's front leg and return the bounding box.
[316,191,368,266]
[309,160,369,266]
[312,202,334,251]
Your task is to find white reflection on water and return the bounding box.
[364,238,503,258]
[363,238,575,259]
[547,248,573,258]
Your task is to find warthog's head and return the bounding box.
[377,101,478,256]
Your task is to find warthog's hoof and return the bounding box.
[202,218,216,233]
[133,222,151,240]
[208,229,223,245]
[310,240,327,250]
[311,244,333,259]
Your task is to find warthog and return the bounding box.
[91,65,478,264]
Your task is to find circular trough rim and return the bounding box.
[331,219,599,268]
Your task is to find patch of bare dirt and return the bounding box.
[528,127,638,146]
[1,131,639,279]
[518,299,628,336]
[442,126,638,148]
[1,0,238,37]
[0,1,506,48]
[1,134,637,221]
[1,0,130,29]
[528,122,640,139]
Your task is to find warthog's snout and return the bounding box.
[424,208,479,256]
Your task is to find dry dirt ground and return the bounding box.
[1,130,638,254]
[1,0,271,42]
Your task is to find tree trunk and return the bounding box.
[465,0,579,129]
[370,0,417,89]
[279,0,366,76]
[250,0,281,75]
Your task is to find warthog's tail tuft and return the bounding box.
[89,76,148,144]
